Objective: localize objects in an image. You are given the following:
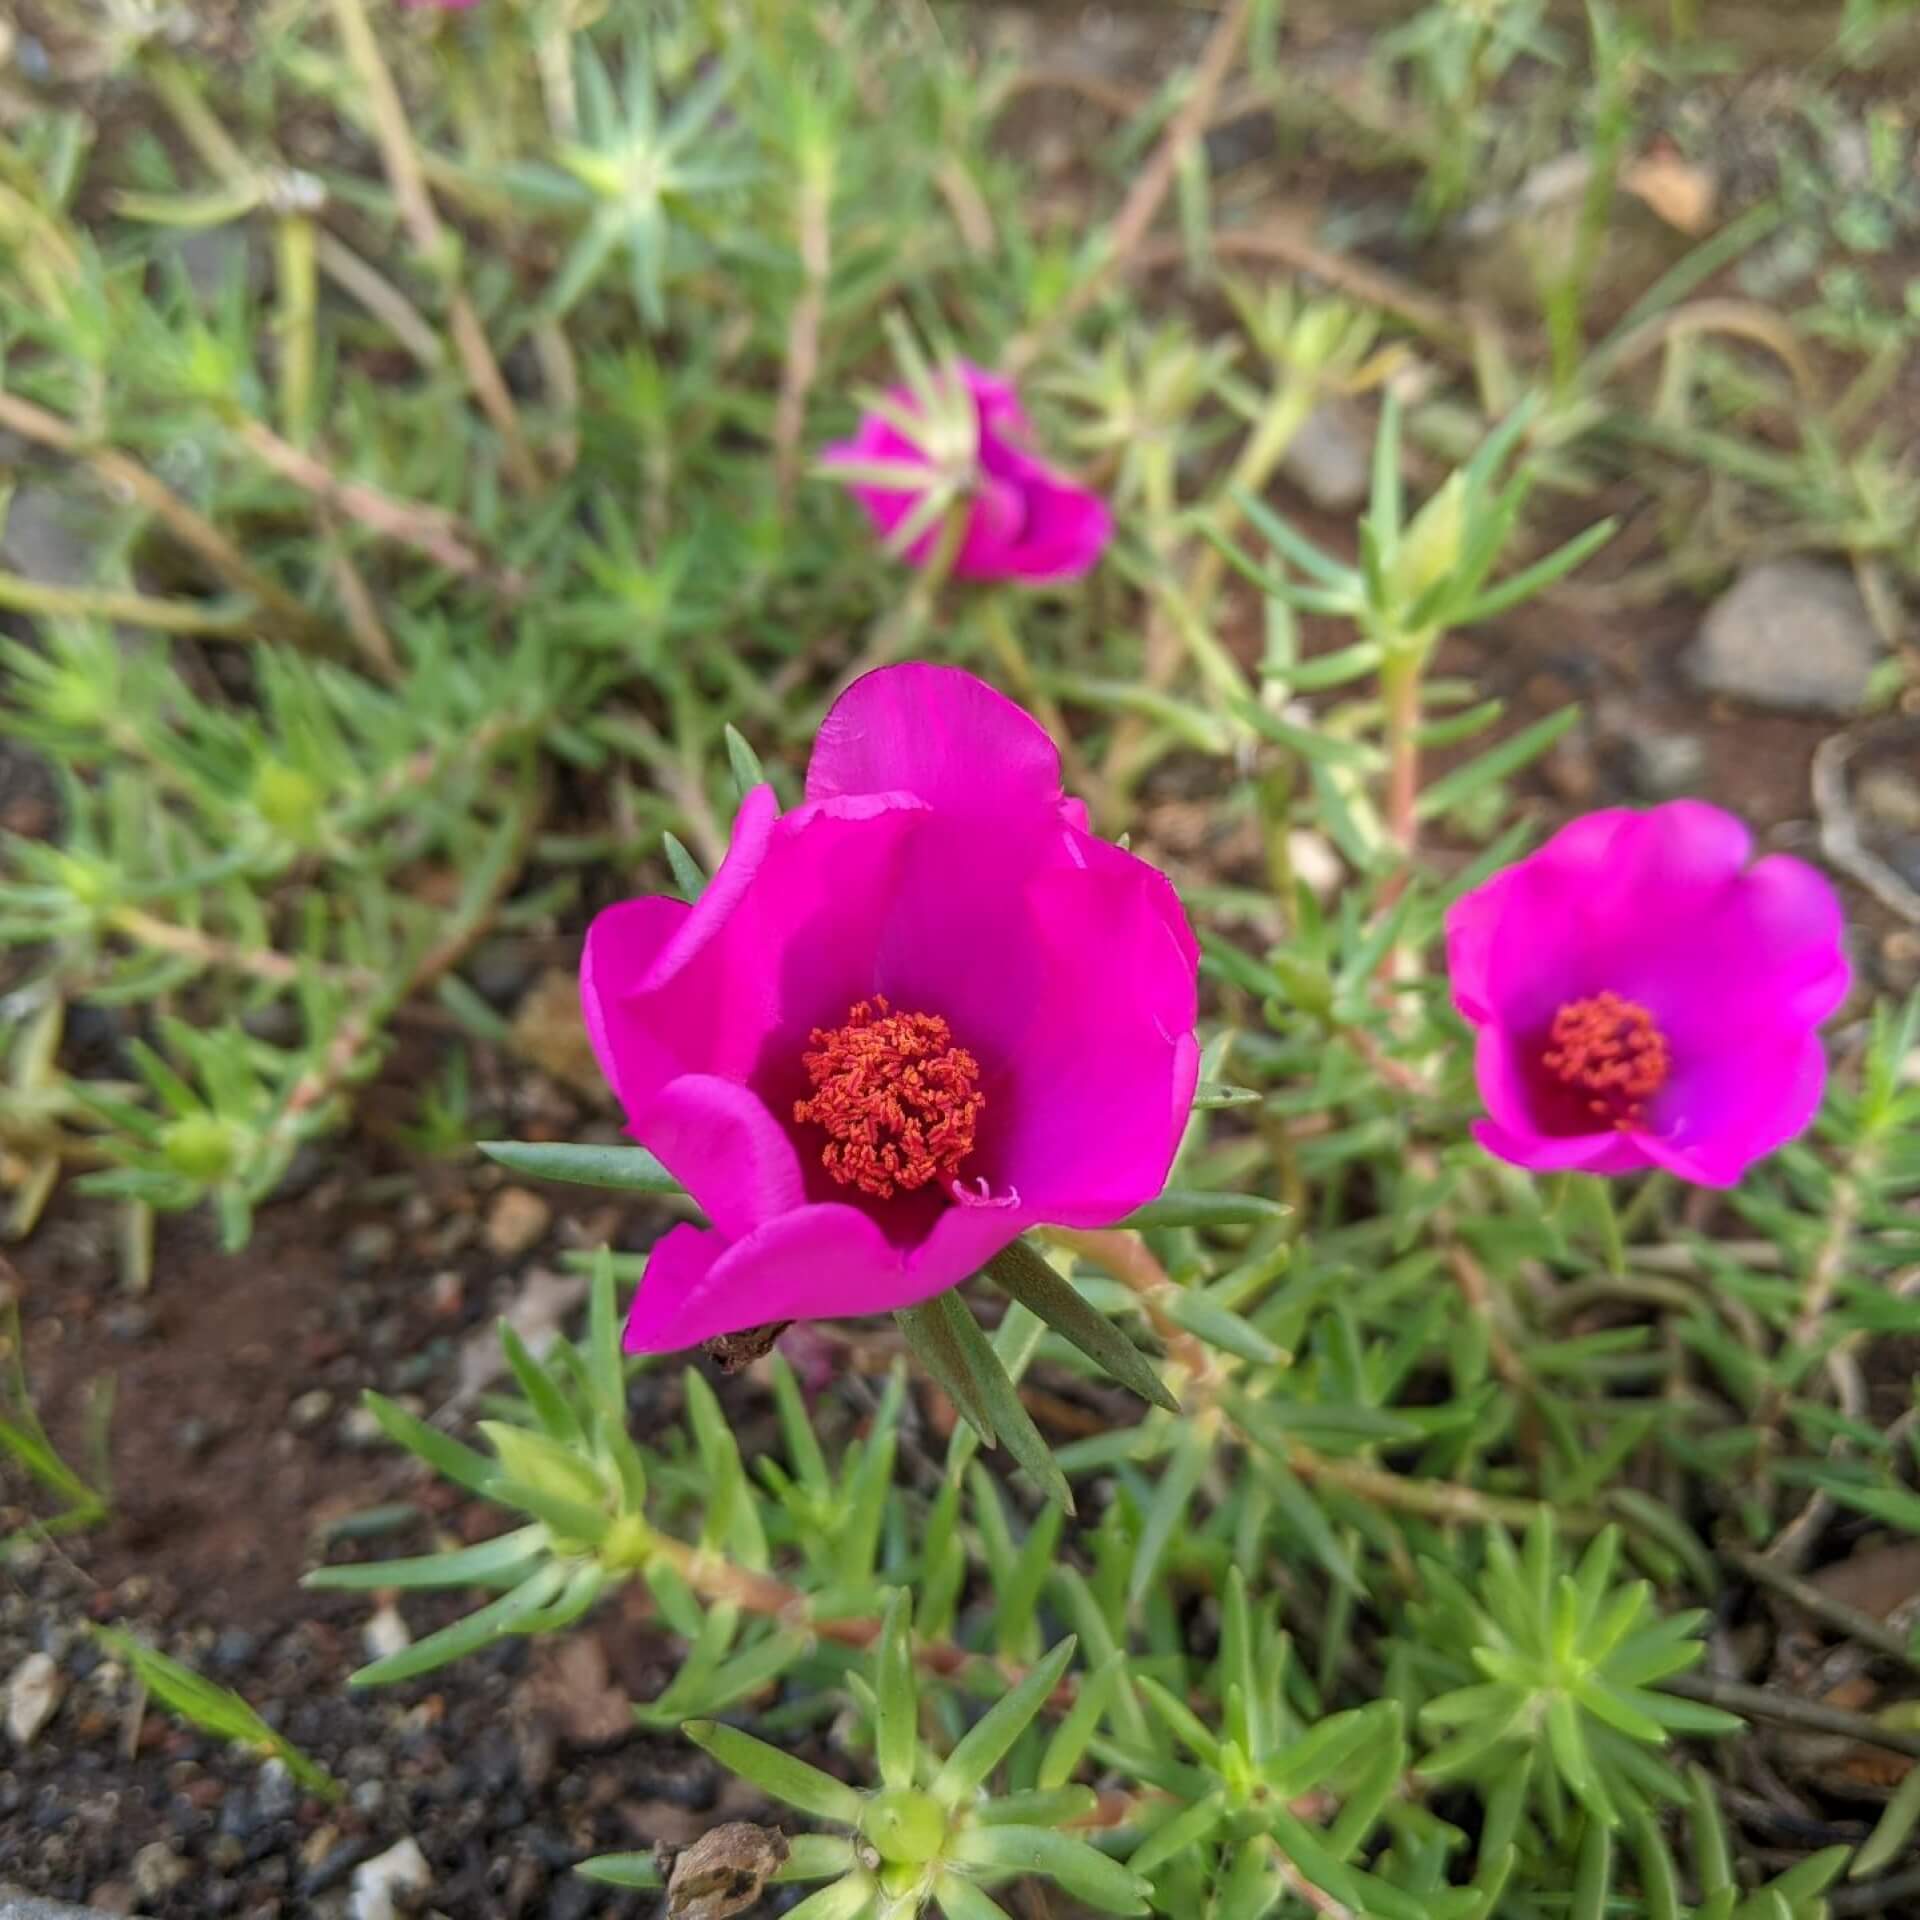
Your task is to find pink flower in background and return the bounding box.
[1446,801,1849,1188]
[582,664,1199,1352]
[824,362,1111,584]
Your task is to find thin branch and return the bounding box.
[1724,1545,1920,1671]
[773,166,832,508]
[0,571,256,637]
[326,0,542,492]
[1005,0,1254,371]
[0,389,332,648]
[1667,1673,1920,1763]
[233,417,520,592]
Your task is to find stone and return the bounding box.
[1279,401,1369,511]
[0,1895,127,1920]
[348,1836,431,1920]
[289,1389,335,1432]
[131,1841,188,1901]
[1688,559,1884,716]
[363,1604,411,1663]
[343,1223,398,1274]
[1618,726,1707,800]
[0,485,96,587]
[484,1188,551,1260]
[5,1652,64,1748]
[1858,766,1920,836]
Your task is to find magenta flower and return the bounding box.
[824,362,1111,584]
[1446,801,1849,1188]
[582,664,1200,1352]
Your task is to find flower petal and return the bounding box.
[1641,1025,1828,1187]
[622,1198,913,1351]
[640,1075,807,1240]
[808,664,1068,817]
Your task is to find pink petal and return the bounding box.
[639,1075,807,1240]
[808,664,1067,817]
[623,1197,1036,1353]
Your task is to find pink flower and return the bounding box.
[824,362,1111,583]
[582,664,1199,1352]
[1446,801,1849,1188]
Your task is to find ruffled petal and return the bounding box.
[974,438,1112,582]
[1471,1118,1652,1176]
[887,822,1200,1221]
[1640,1025,1828,1186]
[622,1198,921,1351]
[639,1075,807,1240]
[808,664,1068,818]
[588,790,927,1132]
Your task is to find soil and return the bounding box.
[7,3,1920,1916]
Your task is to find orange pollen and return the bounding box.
[1541,991,1670,1129]
[793,997,984,1201]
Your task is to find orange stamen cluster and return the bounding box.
[1542,991,1670,1128]
[794,997,983,1200]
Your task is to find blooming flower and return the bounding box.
[1446,801,1849,1188]
[582,664,1199,1352]
[824,362,1112,584]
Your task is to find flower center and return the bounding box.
[793,997,983,1200]
[1541,991,1670,1130]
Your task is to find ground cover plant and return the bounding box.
[5,0,1920,1915]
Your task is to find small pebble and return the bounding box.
[349,1833,432,1920]
[363,1604,411,1663]
[341,1406,389,1450]
[485,1187,551,1259]
[290,1388,336,1432]
[133,1838,190,1900]
[6,1650,65,1748]
[102,1301,157,1342]
[344,1222,399,1273]
[254,1755,300,1822]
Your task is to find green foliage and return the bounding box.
[95,1627,339,1801]
[0,1304,112,1549]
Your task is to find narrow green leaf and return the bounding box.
[1128,1424,1211,1615]
[927,1290,1072,1514]
[477,1140,684,1195]
[875,1589,918,1792]
[950,1827,1149,1915]
[1119,1191,1290,1230]
[985,1241,1177,1413]
[896,1295,999,1448]
[935,1872,1015,1920]
[1157,1288,1282,1366]
[1414,706,1579,822]
[349,1562,570,1687]
[663,832,707,900]
[933,1636,1076,1801]
[1852,1761,1920,1877]
[682,1720,866,1824]
[1126,1791,1227,1877]
[975,1787,1098,1827]
[724,725,768,800]
[1038,1651,1126,1790]
[302,1525,546,1591]
[359,1391,497,1498]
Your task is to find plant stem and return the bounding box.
[0,390,332,648]
[1667,1673,1920,1763]
[1724,1545,1920,1671]
[0,572,256,637]
[326,0,541,492]
[1380,648,1423,872]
